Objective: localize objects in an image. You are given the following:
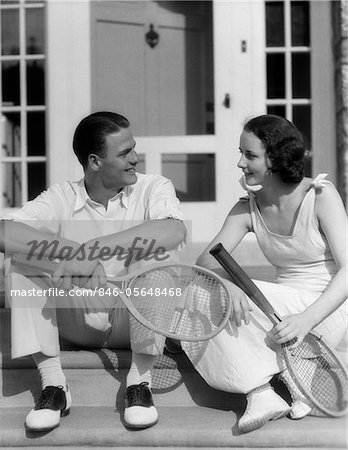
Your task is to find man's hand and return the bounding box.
[227,283,253,326]
[52,259,107,290]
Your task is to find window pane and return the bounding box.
[267,53,285,98]
[27,111,45,155]
[26,8,45,54]
[293,104,311,147]
[2,61,20,106]
[28,162,46,200]
[1,9,20,55]
[267,105,286,117]
[162,154,215,202]
[266,2,284,47]
[27,59,45,105]
[1,162,22,207]
[291,1,310,46]
[1,112,21,157]
[292,53,310,98]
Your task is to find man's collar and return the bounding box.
[72,178,133,211]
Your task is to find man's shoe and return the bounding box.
[25,386,72,432]
[165,338,183,354]
[124,382,158,429]
[238,385,290,433]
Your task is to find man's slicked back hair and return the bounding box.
[73,111,130,168]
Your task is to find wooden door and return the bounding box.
[90,1,265,242]
[91,0,213,137]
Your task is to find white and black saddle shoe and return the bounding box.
[25,385,72,432]
[124,382,158,429]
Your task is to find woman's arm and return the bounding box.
[272,184,348,347]
[197,200,252,272]
[197,200,254,326]
[309,183,348,318]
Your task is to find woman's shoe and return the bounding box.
[238,384,290,433]
[25,385,72,432]
[290,399,312,419]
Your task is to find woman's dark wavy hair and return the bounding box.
[73,111,130,168]
[243,114,306,183]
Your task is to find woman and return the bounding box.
[183,115,347,433]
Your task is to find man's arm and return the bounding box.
[1,219,106,289]
[0,219,80,256]
[86,176,186,261]
[87,218,186,260]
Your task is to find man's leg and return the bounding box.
[115,255,183,429]
[7,265,71,431]
[105,304,162,429]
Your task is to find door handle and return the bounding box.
[223,93,230,108]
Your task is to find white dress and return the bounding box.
[182,174,347,394]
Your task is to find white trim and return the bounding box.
[310,1,336,181]
[266,47,310,53]
[46,0,91,186]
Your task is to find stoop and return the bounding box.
[1,305,347,449]
[0,242,347,449]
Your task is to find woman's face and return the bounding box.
[238,130,271,186]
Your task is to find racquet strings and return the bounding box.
[127,266,230,340]
[286,334,348,415]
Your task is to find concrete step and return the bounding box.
[1,354,242,410]
[1,299,347,448]
[0,406,346,449]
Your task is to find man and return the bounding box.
[2,111,186,432]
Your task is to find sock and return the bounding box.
[248,382,272,395]
[126,353,156,388]
[32,353,66,390]
[280,369,308,402]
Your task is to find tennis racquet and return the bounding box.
[210,242,348,417]
[11,252,232,343]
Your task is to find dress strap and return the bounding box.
[238,175,261,202]
[307,173,330,191]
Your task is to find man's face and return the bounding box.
[98,127,138,191]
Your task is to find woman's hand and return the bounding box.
[227,283,253,326]
[52,259,107,290]
[269,312,314,349]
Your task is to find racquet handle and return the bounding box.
[210,243,281,325]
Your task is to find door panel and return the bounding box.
[94,20,146,134]
[91,0,213,137]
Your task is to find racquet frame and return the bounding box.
[11,252,233,342]
[210,242,348,417]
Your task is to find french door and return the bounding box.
[91,0,265,241]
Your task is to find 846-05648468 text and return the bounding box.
[10,287,183,298]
